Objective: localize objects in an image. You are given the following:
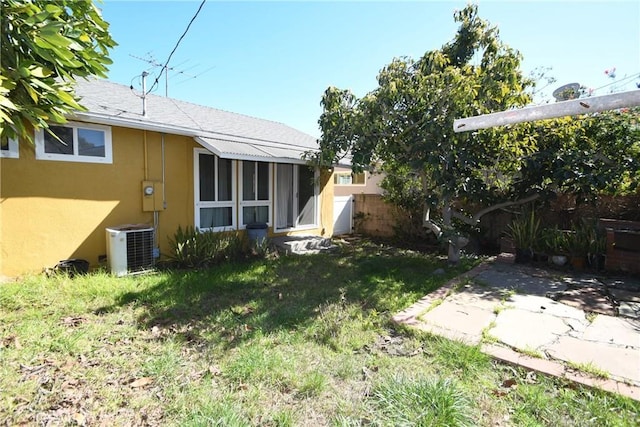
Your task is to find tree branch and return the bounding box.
[451,193,541,225]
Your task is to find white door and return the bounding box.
[333,196,353,236]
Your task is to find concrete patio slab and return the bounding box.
[474,267,566,296]
[553,287,617,316]
[441,286,505,311]
[583,315,640,348]
[610,288,640,303]
[491,309,571,350]
[419,300,495,344]
[506,294,586,320]
[619,301,640,319]
[545,336,640,384]
[393,260,640,401]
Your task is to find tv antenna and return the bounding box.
[129,53,214,97]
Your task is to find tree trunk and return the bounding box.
[422,197,469,263]
[442,201,468,264]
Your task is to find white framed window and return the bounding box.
[274,164,319,232]
[35,121,112,163]
[0,136,19,158]
[334,171,366,186]
[194,149,236,231]
[240,160,271,227]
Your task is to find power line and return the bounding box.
[590,71,640,95]
[146,0,207,95]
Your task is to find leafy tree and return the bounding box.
[314,4,639,262]
[518,109,640,198]
[0,0,116,142]
[314,4,534,261]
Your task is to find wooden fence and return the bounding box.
[352,193,640,248]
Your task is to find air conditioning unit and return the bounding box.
[106,225,155,276]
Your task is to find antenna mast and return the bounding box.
[129,53,206,97]
[141,71,148,116]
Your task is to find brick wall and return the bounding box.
[602,219,640,274]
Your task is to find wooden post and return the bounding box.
[453,90,640,133]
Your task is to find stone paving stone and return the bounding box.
[474,269,566,296]
[553,287,617,316]
[419,300,495,343]
[442,286,505,311]
[515,353,567,378]
[583,315,640,348]
[414,322,481,345]
[564,371,622,397]
[395,261,640,397]
[506,294,586,320]
[562,277,606,288]
[603,278,640,292]
[609,288,640,303]
[616,381,640,401]
[482,342,566,376]
[565,318,589,335]
[618,301,640,320]
[545,336,640,384]
[491,309,571,350]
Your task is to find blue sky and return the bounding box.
[100,1,640,137]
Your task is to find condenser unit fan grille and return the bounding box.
[126,229,154,272]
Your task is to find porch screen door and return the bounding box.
[275,164,316,230]
[276,164,293,229]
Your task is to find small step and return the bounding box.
[271,235,338,255]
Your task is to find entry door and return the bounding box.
[275,164,317,231]
[333,196,353,236]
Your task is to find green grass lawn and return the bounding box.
[1,240,638,426]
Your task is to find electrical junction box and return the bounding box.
[142,181,164,212]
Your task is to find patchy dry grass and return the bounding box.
[1,239,638,426]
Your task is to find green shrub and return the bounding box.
[506,210,540,252]
[167,226,249,268]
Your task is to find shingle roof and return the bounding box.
[72,78,318,162]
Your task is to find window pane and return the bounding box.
[218,158,232,201]
[242,161,256,201]
[77,128,105,157]
[199,153,215,201]
[257,162,269,200]
[45,126,73,155]
[335,173,351,185]
[297,166,316,225]
[200,207,232,228]
[243,206,269,224]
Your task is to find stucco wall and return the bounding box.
[1,125,332,277]
[0,127,195,276]
[333,166,384,197]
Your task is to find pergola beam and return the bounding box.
[453,90,640,133]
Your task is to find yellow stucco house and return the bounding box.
[0,79,334,278]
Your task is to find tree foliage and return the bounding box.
[517,110,640,199]
[314,4,639,260]
[0,0,116,142]
[314,5,532,248]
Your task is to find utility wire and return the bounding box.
[147,0,207,95]
[590,71,640,94]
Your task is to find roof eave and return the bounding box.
[71,111,199,137]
